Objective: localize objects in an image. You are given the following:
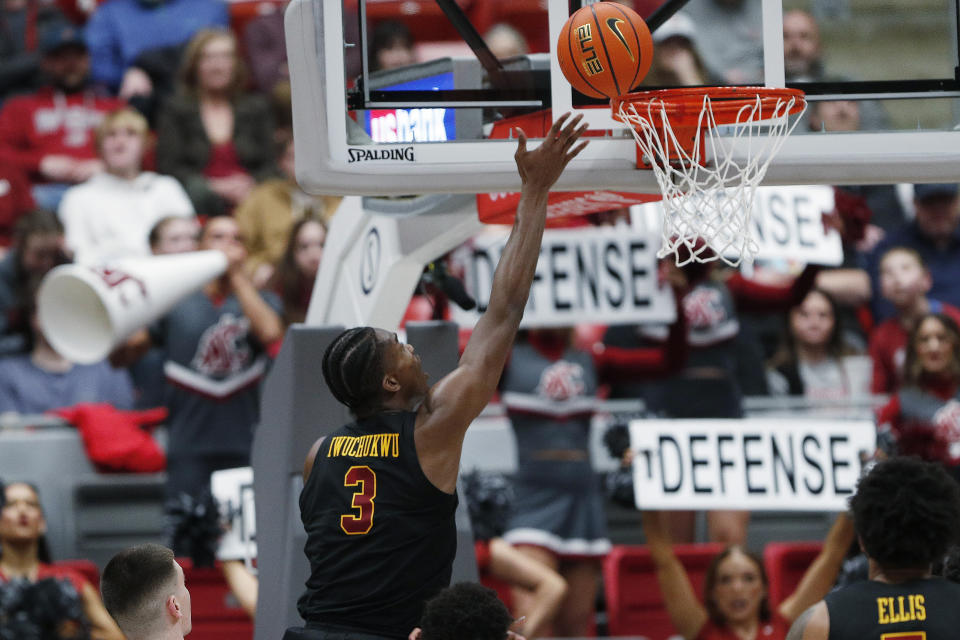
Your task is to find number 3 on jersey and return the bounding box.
[882,633,926,640]
[341,466,376,535]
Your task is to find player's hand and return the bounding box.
[408,628,422,640]
[514,112,588,192]
[222,242,248,277]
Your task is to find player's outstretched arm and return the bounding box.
[786,603,830,640]
[415,113,588,493]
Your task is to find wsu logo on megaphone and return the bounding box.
[91,267,148,307]
[37,251,228,364]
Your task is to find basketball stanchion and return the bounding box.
[612,87,807,267]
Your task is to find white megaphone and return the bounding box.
[37,250,228,364]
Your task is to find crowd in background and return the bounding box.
[0,0,959,638]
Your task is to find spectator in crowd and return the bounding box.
[410,582,520,640]
[869,247,960,394]
[149,214,199,256]
[0,161,34,249]
[806,102,904,237]
[875,312,960,473]
[641,11,713,87]
[0,276,134,414]
[58,106,194,265]
[0,209,67,356]
[369,20,416,72]
[156,28,276,217]
[484,23,529,60]
[84,0,228,94]
[235,136,339,289]
[784,9,888,130]
[683,0,763,84]
[242,0,288,93]
[101,543,192,640]
[627,251,819,545]
[0,0,69,100]
[463,471,566,640]
[0,481,125,639]
[766,288,870,400]
[117,215,283,552]
[501,266,688,637]
[866,184,960,321]
[787,457,960,640]
[126,215,199,410]
[269,218,326,326]
[641,508,855,640]
[0,20,124,210]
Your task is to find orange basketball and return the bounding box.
[557,2,654,99]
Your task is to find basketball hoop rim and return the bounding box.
[611,86,806,126]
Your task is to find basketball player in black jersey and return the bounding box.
[787,456,960,640]
[285,114,588,640]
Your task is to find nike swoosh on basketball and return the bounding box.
[605,18,635,61]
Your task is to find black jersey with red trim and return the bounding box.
[824,577,960,640]
[297,410,458,638]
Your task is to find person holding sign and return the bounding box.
[641,508,855,640]
[290,114,589,640]
[786,457,960,640]
[876,312,960,472]
[633,244,820,545]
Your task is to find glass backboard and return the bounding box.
[286,0,960,196]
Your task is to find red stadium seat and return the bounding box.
[479,571,514,611]
[763,541,822,608]
[603,543,723,639]
[179,559,253,640]
[54,559,100,591]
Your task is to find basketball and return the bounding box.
[557,2,654,99]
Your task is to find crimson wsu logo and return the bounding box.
[92,267,147,307]
[191,314,252,376]
[683,287,727,329]
[536,361,585,401]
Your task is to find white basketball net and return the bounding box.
[616,91,806,267]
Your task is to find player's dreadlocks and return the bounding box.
[851,457,960,570]
[321,327,389,416]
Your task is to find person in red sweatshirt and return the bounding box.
[869,246,960,394]
[876,312,960,475]
[0,20,123,210]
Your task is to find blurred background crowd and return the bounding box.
[1,0,959,638]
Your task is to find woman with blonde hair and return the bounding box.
[59,106,195,265]
[157,28,276,215]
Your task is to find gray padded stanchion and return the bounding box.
[253,321,477,640]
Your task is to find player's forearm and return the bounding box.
[486,185,549,321]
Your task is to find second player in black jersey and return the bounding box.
[787,457,960,640]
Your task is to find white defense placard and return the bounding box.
[450,226,677,328]
[633,185,844,266]
[211,466,257,565]
[629,419,876,511]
